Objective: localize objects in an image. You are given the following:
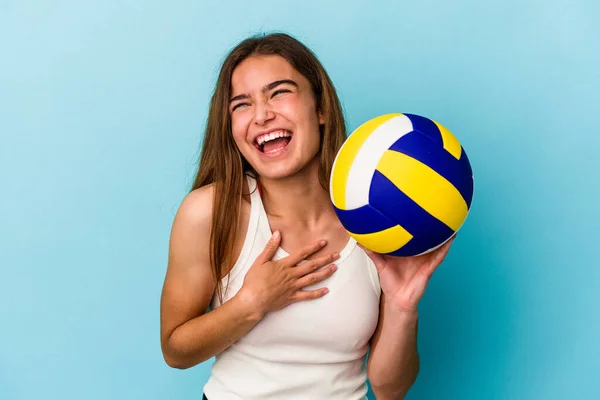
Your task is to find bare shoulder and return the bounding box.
[173,184,216,233]
[169,181,251,276]
[166,183,216,283]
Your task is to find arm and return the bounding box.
[360,238,455,399]
[160,186,263,369]
[367,293,420,400]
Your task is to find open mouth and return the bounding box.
[254,130,292,154]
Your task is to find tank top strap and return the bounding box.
[245,175,264,241]
[221,175,262,285]
[248,175,275,239]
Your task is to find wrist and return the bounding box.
[382,302,419,332]
[233,288,266,322]
[384,297,419,318]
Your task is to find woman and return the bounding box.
[160,32,453,400]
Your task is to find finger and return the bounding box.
[256,230,282,264]
[293,252,340,277]
[283,239,328,266]
[292,287,330,302]
[423,238,454,276]
[433,237,454,262]
[295,264,338,288]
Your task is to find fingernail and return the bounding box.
[320,239,327,246]
[273,230,280,239]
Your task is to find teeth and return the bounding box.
[256,130,291,146]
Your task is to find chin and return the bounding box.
[253,164,302,180]
[255,156,320,182]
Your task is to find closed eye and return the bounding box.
[272,89,291,97]
[231,102,249,111]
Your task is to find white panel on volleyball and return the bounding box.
[344,114,414,209]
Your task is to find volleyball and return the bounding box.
[330,113,474,257]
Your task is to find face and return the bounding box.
[228,55,325,180]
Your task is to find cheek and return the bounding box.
[293,105,322,147]
[277,97,319,129]
[274,97,298,115]
[230,113,251,144]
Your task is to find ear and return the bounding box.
[318,109,326,125]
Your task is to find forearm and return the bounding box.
[368,296,420,399]
[163,293,263,369]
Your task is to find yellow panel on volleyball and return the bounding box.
[331,113,402,210]
[349,224,413,254]
[433,120,462,160]
[377,150,468,231]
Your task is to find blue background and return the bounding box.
[1,1,599,399]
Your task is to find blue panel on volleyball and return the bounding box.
[333,203,397,235]
[403,113,443,144]
[369,171,455,255]
[458,147,473,181]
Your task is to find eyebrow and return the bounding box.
[229,79,298,103]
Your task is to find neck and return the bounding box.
[258,158,333,227]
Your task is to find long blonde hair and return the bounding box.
[192,32,346,302]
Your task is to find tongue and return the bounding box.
[263,137,290,153]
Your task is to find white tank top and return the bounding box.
[203,176,381,400]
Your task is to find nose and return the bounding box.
[253,99,275,126]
